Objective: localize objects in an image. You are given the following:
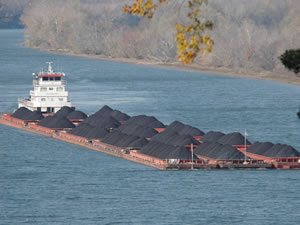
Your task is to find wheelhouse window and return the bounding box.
[49,77,54,81]
[42,77,48,81]
[55,77,61,81]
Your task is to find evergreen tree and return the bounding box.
[279,49,300,75]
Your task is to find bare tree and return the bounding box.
[20,0,300,76]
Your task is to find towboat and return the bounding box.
[18,62,72,113]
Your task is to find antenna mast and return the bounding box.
[191,143,194,170]
[244,129,248,164]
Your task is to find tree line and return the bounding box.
[0,0,29,28]
[3,0,300,76]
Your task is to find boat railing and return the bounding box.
[18,98,33,107]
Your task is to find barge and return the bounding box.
[1,63,300,170]
[0,113,281,170]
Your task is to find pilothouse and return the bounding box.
[18,62,72,113]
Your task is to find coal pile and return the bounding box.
[91,116,121,129]
[248,142,300,157]
[18,103,298,158]
[117,123,158,138]
[217,145,246,160]
[84,126,108,139]
[82,105,129,129]
[194,141,245,160]
[92,105,130,121]
[101,131,140,147]
[29,111,44,120]
[99,113,166,147]
[164,121,205,136]
[110,110,130,121]
[82,114,102,125]
[217,132,251,145]
[264,144,300,157]
[126,115,165,128]
[127,137,149,148]
[84,115,121,129]
[140,141,197,160]
[71,123,94,136]
[150,130,199,147]
[140,141,174,159]
[38,115,53,126]
[164,121,185,132]
[55,106,75,117]
[38,115,75,129]
[171,134,199,146]
[94,105,113,117]
[69,106,129,139]
[247,142,274,156]
[12,107,43,120]
[202,131,225,143]
[12,107,32,119]
[194,142,222,157]
[71,120,111,139]
[66,110,88,120]
[167,146,197,160]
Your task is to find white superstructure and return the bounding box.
[18,62,72,113]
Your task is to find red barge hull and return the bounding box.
[1,113,299,170]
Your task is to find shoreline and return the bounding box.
[36,47,300,86]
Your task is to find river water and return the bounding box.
[0,29,300,225]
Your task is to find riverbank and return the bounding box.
[37,47,300,86]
